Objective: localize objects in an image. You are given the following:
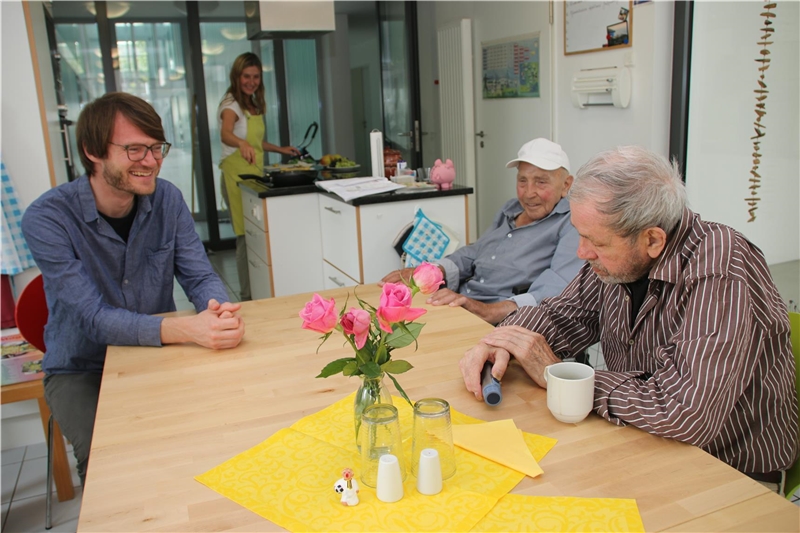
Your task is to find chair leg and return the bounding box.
[46,414,54,530]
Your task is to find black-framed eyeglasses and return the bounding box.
[109,142,171,161]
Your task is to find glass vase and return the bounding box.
[354,373,393,449]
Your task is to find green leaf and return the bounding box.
[386,372,413,406]
[385,322,424,349]
[375,343,389,366]
[381,359,413,374]
[355,347,371,366]
[316,358,356,378]
[360,361,382,378]
[342,361,360,376]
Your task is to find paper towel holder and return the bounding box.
[571,66,631,109]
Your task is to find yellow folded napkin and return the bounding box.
[453,419,543,478]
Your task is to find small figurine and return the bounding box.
[334,468,359,506]
[430,159,455,190]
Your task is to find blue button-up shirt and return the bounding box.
[439,197,583,308]
[21,176,229,375]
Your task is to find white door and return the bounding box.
[471,2,554,237]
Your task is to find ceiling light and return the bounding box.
[202,43,225,56]
[85,2,131,19]
[220,27,247,41]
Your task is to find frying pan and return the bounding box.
[268,169,318,188]
[240,170,318,188]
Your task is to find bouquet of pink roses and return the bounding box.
[299,262,444,405]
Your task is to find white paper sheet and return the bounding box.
[316,177,403,202]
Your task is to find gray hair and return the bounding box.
[569,146,687,238]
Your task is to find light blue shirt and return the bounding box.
[438,197,582,308]
[21,175,229,375]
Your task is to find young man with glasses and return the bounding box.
[21,92,245,486]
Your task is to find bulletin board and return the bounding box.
[564,1,633,55]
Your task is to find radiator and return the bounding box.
[437,19,477,243]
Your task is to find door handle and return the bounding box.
[397,131,413,137]
[324,206,341,215]
[328,276,345,287]
[475,131,486,138]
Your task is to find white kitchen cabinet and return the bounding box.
[247,253,272,300]
[322,261,358,290]
[319,195,468,284]
[319,195,361,282]
[241,188,325,298]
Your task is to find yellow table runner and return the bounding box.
[196,393,643,532]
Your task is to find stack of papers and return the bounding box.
[316,177,404,201]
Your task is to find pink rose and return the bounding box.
[412,263,444,295]
[376,283,426,332]
[299,294,338,334]
[340,308,372,349]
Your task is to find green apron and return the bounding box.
[220,112,264,236]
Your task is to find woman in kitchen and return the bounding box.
[219,52,299,301]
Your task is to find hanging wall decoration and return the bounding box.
[482,33,540,99]
[746,1,777,222]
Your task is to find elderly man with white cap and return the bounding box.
[382,138,583,324]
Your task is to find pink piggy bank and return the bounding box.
[430,159,455,190]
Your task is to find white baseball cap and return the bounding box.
[505,138,570,173]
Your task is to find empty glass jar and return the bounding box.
[411,398,456,480]
[359,403,406,488]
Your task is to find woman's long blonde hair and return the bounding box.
[223,52,266,116]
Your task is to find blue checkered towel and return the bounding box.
[402,209,450,267]
[1,160,36,275]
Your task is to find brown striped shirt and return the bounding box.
[502,208,798,473]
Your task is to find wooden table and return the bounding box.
[1,378,75,502]
[77,286,799,532]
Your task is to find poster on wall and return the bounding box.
[481,33,540,99]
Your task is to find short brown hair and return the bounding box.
[76,92,166,176]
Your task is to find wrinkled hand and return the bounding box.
[239,142,257,165]
[426,289,517,324]
[481,326,560,388]
[459,342,511,401]
[426,287,463,306]
[379,267,415,286]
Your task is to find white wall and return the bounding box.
[423,1,555,234]
[553,0,674,169]
[685,1,799,265]
[1,0,56,450]
[419,1,674,234]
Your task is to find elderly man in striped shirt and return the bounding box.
[460,146,798,493]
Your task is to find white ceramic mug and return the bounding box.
[544,362,595,423]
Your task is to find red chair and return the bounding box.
[13,274,56,529]
[15,274,47,353]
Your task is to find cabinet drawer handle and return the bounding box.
[248,259,259,268]
[245,229,256,237]
[324,206,341,215]
[328,276,345,287]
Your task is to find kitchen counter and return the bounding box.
[237,178,470,300]
[238,178,472,205]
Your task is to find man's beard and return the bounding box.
[589,254,653,285]
[103,165,156,196]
